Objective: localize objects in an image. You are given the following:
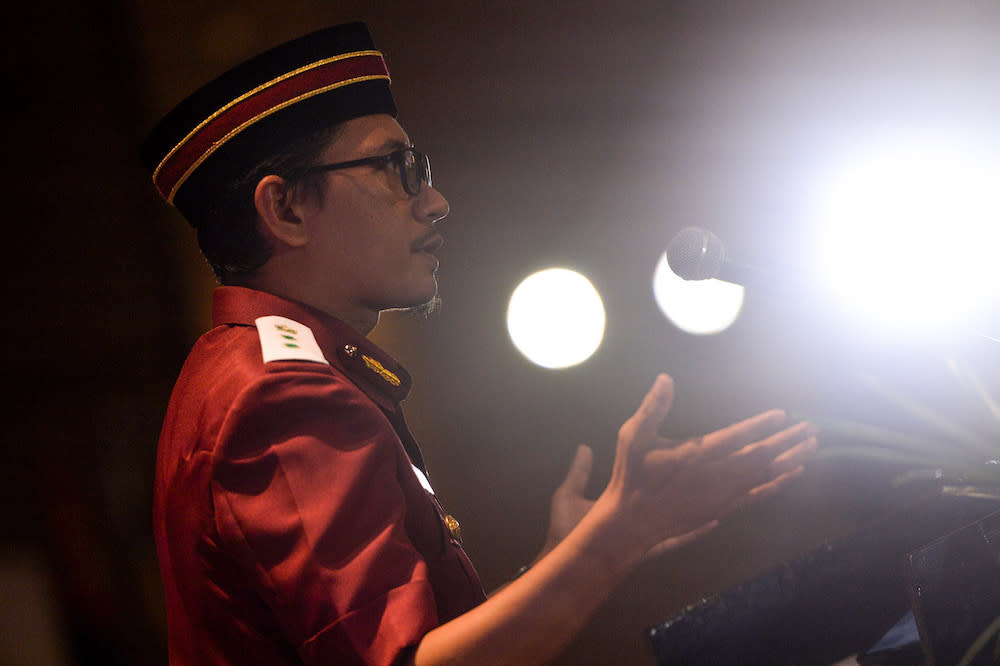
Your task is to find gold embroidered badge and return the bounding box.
[361,354,401,386]
[444,514,462,543]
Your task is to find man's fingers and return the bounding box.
[620,374,675,446]
[771,436,818,472]
[699,409,788,460]
[743,465,805,503]
[559,445,593,496]
[738,420,817,456]
[645,520,719,559]
[712,425,815,496]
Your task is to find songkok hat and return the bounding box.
[140,22,396,224]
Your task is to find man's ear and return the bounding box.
[254,175,309,247]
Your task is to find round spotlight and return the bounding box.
[507,268,606,369]
[652,252,744,335]
[814,136,1000,335]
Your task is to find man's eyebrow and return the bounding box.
[375,138,412,153]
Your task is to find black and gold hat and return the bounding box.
[140,22,396,223]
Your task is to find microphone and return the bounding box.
[666,227,772,290]
[665,228,1000,345]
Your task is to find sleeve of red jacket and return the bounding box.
[210,361,438,665]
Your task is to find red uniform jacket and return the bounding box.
[154,287,485,665]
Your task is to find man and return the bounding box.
[143,22,817,665]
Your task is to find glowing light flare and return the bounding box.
[507,268,606,369]
[814,138,1000,334]
[652,253,744,335]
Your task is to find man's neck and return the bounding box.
[225,275,380,336]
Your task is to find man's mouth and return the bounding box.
[413,232,444,255]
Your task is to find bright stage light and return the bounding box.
[507,268,606,369]
[652,252,744,335]
[814,136,1000,335]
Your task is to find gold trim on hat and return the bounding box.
[153,50,388,202]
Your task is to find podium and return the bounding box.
[647,492,1000,665]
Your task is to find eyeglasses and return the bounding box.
[305,147,432,196]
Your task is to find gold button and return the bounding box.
[444,515,462,543]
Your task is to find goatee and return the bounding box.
[408,294,441,319]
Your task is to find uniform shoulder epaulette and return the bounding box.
[254,316,329,365]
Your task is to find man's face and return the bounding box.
[299,114,449,320]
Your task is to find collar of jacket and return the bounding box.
[211,286,413,410]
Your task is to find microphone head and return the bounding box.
[666,227,726,280]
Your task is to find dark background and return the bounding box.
[3,1,998,664]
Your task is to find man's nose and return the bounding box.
[413,184,449,224]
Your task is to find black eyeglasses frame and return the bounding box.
[303,147,432,196]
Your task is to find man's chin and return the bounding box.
[406,294,441,318]
[382,290,441,318]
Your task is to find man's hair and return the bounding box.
[186,124,343,283]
